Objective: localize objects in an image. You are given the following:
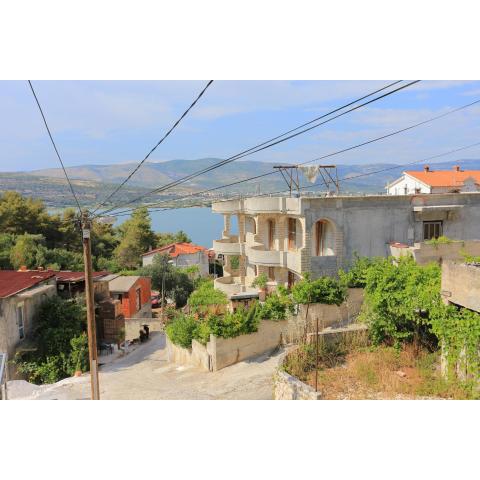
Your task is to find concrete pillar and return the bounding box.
[222,214,231,238]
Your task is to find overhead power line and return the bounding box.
[91,80,214,214]
[96,80,419,216]
[107,139,480,219]
[106,94,480,217]
[27,80,83,213]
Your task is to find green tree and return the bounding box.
[9,233,48,269]
[14,296,87,384]
[0,233,16,269]
[156,230,192,248]
[138,254,195,308]
[114,207,156,269]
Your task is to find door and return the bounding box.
[268,219,275,250]
[287,271,295,289]
[288,218,296,250]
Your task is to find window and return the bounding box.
[135,288,142,311]
[288,218,297,250]
[17,304,25,340]
[315,221,325,256]
[267,219,275,250]
[268,267,275,281]
[423,221,443,240]
[253,264,258,276]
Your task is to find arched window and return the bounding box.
[313,219,335,256]
[245,216,257,235]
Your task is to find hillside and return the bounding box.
[3,157,480,208]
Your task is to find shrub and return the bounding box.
[431,305,480,381]
[256,292,293,321]
[188,280,228,313]
[252,273,268,289]
[291,274,346,306]
[165,314,198,348]
[13,296,87,384]
[424,235,453,246]
[193,320,212,345]
[338,253,382,288]
[207,303,259,339]
[359,256,441,348]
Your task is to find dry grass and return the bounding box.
[299,344,478,400]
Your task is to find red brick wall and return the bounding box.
[119,277,151,318]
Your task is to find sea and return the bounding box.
[115,206,238,249]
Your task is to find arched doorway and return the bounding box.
[313,219,335,256]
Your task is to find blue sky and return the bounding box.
[1,80,480,172]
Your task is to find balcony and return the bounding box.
[211,196,302,215]
[214,276,258,298]
[246,243,283,266]
[212,235,241,255]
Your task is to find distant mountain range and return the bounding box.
[2,157,480,208]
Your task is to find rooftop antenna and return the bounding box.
[273,164,340,196]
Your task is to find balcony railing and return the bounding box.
[212,235,241,255]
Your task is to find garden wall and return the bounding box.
[210,319,287,371]
[274,369,321,400]
[274,323,368,400]
[166,319,287,372]
[286,288,364,342]
[125,317,164,341]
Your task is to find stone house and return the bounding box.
[386,165,480,195]
[141,242,210,276]
[104,274,152,319]
[0,270,57,377]
[212,192,480,299]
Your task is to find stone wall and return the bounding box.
[391,240,480,266]
[274,369,322,400]
[441,261,480,312]
[166,337,211,371]
[166,319,287,372]
[286,288,364,343]
[125,317,164,341]
[210,319,287,371]
[274,323,368,400]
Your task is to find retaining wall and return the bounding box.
[286,288,364,342]
[166,319,287,372]
[273,323,368,400]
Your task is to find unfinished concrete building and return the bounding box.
[212,192,480,299]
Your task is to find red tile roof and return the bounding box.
[0,270,56,298]
[54,271,109,282]
[141,242,207,258]
[406,169,480,187]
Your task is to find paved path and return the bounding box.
[8,333,282,400]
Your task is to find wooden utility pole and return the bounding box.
[82,212,100,400]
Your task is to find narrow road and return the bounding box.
[8,333,282,400]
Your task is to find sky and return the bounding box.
[1,80,480,172]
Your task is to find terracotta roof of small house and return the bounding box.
[54,271,110,282]
[108,275,141,293]
[405,167,480,188]
[141,242,207,258]
[0,270,56,298]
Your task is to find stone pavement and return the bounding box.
[8,332,282,400]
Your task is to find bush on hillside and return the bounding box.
[291,274,346,306]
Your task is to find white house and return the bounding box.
[141,242,210,276]
[386,165,480,195]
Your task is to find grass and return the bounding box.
[285,341,479,400]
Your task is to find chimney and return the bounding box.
[453,165,461,172]
[19,265,27,271]
[424,165,430,173]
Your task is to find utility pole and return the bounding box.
[82,212,100,400]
